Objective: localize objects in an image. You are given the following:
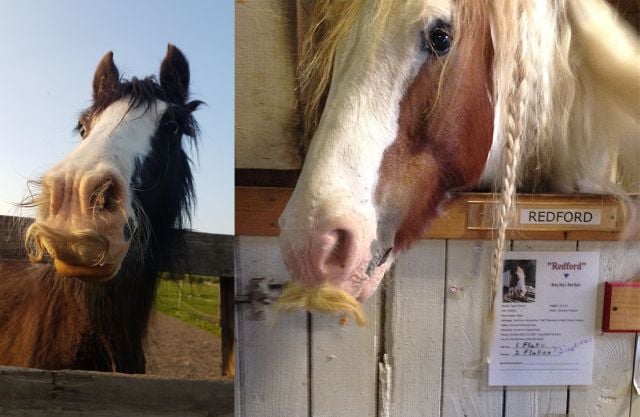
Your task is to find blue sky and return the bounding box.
[0,0,234,234]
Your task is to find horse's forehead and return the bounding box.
[61,98,168,177]
[356,0,455,29]
[90,99,166,134]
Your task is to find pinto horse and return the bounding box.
[508,266,528,302]
[0,45,201,372]
[278,0,639,318]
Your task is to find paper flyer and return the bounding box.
[489,251,599,386]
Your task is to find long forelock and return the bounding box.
[89,76,163,119]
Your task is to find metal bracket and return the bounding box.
[236,278,283,320]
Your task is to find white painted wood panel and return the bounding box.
[235,237,640,417]
[441,240,504,417]
[385,240,447,417]
[235,236,308,417]
[503,240,577,417]
[236,0,301,170]
[311,292,381,417]
[570,241,640,417]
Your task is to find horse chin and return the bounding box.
[340,256,393,301]
[355,262,391,301]
[53,259,119,283]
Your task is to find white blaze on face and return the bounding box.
[46,99,168,224]
[279,0,454,298]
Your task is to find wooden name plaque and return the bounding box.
[602,282,640,332]
[466,195,622,232]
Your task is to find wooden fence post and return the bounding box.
[219,276,235,377]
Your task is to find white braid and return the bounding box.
[486,0,541,362]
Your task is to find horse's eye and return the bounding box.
[421,26,451,56]
[77,122,87,138]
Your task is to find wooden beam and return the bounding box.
[236,186,638,241]
[235,168,300,187]
[0,216,234,278]
[0,366,233,417]
[169,230,234,277]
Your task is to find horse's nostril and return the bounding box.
[316,228,356,275]
[330,229,349,268]
[89,178,119,212]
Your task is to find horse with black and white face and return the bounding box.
[0,44,201,372]
[278,0,639,316]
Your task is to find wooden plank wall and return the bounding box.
[235,0,301,170]
[236,237,640,417]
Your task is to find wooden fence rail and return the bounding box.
[0,366,233,417]
[0,215,234,277]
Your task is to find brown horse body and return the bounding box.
[0,250,159,371]
[0,261,89,369]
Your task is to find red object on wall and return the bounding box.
[602,281,640,332]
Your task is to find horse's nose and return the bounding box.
[44,170,123,217]
[309,225,359,282]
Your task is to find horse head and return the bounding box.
[278,0,639,316]
[279,1,493,303]
[24,44,200,283]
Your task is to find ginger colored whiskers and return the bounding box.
[25,223,109,266]
[276,281,367,326]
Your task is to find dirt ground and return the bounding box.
[145,310,226,380]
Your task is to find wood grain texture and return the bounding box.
[504,240,577,417]
[235,0,302,170]
[0,216,31,261]
[570,241,640,417]
[235,188,636,241]
[441,240,504,417]
[234,236,308,417]
[0,366,233,417]
[603,283,640,332]
[385,240,447,417]
[169,230,234,277]
[310,292,381,417]
[0,215,233,277]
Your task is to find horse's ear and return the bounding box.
[93,51,120,101]
[160,44,190,103]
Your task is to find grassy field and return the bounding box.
[154,277,221,336]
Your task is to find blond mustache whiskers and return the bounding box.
[25,223,110,267]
